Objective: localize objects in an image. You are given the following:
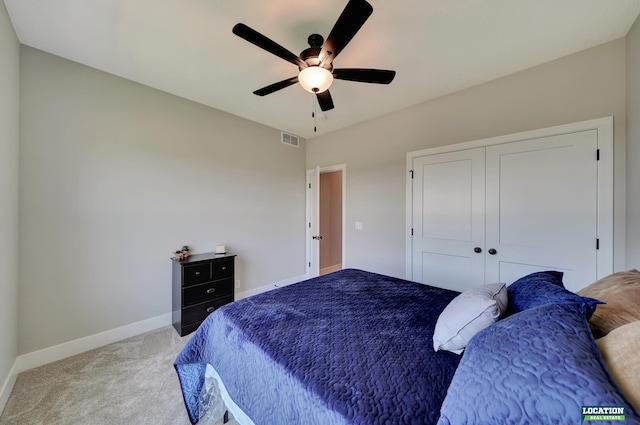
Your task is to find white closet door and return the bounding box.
[411,148,485,291]
[485,130,598,292]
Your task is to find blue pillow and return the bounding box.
[516,270,565,287]
[437,302,640,425]
[507,271,603,318]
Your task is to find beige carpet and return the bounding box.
[0,326,198,425]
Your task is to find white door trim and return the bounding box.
[306,164,347,278]
[306,167,320,279]
[406,116,615,282]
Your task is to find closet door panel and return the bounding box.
[411,148,485,291]
[485,130,598,291]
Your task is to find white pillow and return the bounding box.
[433,282,508,354]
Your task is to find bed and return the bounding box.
[174,268,640,425]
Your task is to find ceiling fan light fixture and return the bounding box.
[298,66,334,93]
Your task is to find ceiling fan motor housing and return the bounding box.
[300,46,332,71]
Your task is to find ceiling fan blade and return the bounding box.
[333,68,396,84]
[233,23,307,69]
[253,76,299,96]
[316,90,334,111]
[318,0,373,66]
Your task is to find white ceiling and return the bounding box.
[5,0,640,139]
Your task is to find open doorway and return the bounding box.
[319,170,343,275]
[306,164,346,278]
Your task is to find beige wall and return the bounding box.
[0,0,20,405]
[6,11,639,364]
[627,15,640,267]
[320,171,342,270]
[18,47,306,354]
[307,39,628,279]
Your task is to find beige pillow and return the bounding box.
[578,269,640,338]
[596,320,640,412]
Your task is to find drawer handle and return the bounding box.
[207,288,216,294]
[195,271,201,276]
[221,266,227,271]
[206,307,215,313]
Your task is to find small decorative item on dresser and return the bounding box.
[181,245,190,259]
[174,250,183,261]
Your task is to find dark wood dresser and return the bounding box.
[172,252,236,336]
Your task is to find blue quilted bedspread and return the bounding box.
[174,269,461,425]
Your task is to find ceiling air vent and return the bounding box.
[281,132,300,148]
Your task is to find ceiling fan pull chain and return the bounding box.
[312,93,317,133]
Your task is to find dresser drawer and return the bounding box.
[212,257,234,280]
[183,262,211,286]
[183,278,233,306]
[182,296,233,326]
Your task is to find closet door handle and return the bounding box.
[474,247,482,253]
[488,248,497,255]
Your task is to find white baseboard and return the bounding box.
[15,272,307,373]
[0,313,171,414]
[0,358,19,415]
[17,312,172,373]
[2,273,306,413]
[236,274,306,300]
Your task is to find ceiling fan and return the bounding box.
[232,0,396,112]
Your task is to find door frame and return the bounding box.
[306,164,347,279]
[405,116,615,282]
